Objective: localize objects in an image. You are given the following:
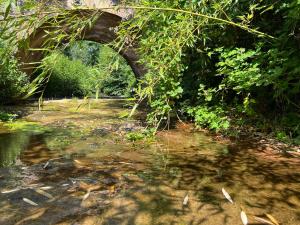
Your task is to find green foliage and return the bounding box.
[186,105,230,132]
[44,52,92,97]
[115,0,300,139]
[0,111,17,122]
[64,41,100,66]
[43,42,136,98]
[215,47,264,92]
[3,121,49,133]
[126,131,145,141]
[1,0,299,142]
[0,59,29,104]
[90,44,136,97]
[126,129,155,142]
[0,38,29,104]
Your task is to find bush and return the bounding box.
[186,105,230,132]
[87,44,136,97]
[0,38,29,104]
[0,111,17,122]
[43,43,136,98]
[44,52,93,97]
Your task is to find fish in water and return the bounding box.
[23,198,38,206]
[266,214,280,225]
[241,210,248,225]
[222,188,233,204]
[183,194,189,206]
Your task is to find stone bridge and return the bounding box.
[19,0,145,77]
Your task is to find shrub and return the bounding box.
[43,43,136,98]
[0,38,29,104]
[186,105,230,132]
[44,52,93,97]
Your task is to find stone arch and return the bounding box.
[19,10,145,78]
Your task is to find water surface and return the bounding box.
[0,99,299,225]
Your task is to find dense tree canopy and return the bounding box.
[0,0,299,142]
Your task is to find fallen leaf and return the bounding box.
[222,188,233,203]
[183,194,189,205]
[241,210,248,225]
[266,214,280,225]
[79,181,101,192]
[109,185,115,194]
[23,198,38,206]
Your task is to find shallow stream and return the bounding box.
[0,99,299,225]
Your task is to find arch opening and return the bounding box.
[19,10,145,79]
[42,40,137,99]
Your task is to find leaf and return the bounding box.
[266,214,280,225]
[241,210,248,225]
[4,0,12,20]
[254,216,275,225]
[109,185,116,194]
[129,103,139,118]
[183,194,189,205]
[79,181,101,192]
[23,198,38,206]
[221,188,233,203]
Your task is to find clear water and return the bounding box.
[0,99,299,225]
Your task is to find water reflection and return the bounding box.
[0,132,31,167]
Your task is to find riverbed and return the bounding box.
[0,99,299,225]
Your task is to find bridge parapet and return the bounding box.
[68,0,133,19]
[15,0,133,18]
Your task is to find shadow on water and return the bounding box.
[0,100,299,225]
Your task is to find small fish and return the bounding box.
[35,189,54,199]
[82,191,90,201]
[23,198,38,206]
[183,194,189,206]
[221,188,233,203]
[241,210,248,225]
[254,216,275,225]
[1,188,20,194]
[43,161,50,169]
[62,183,70,187]
[266,214,280,225]
[39,186,53,190]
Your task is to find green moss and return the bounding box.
[3,121,50,134]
